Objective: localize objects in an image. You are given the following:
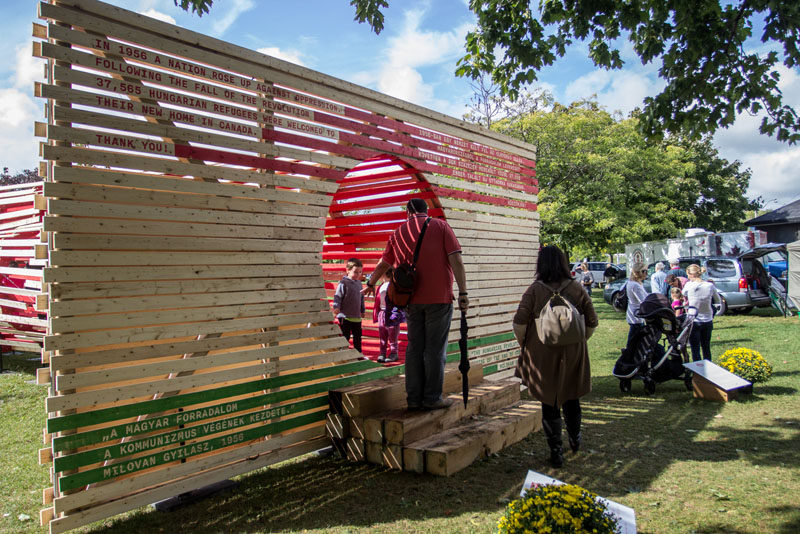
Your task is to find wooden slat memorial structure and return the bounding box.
[32,0,538,531]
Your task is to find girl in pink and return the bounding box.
[373,268,404,363]
[670,287,685,317]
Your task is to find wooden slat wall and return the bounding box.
[33,0,538,531]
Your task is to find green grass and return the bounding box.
[2,300,799,534]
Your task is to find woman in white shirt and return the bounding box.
[683,264,721,361]
[623,262,649,354]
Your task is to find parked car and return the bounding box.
[603,245,787,314]
[571,262,622,287]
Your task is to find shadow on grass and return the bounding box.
[693,526,750,534]
[77,300,797,534]
[770,505,800,534]
[735,386,798,399]
[0,351,41,375]
[88,373,800,534]
[770,370,800,378]
[91,445,538,533]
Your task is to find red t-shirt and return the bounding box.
[381,214,461,304]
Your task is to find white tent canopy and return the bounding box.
[788,240,800,311]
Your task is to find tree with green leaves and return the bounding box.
[491,100,759,259]
[362,0,800,143]
[175,1,799,143]
[0,168,40,186]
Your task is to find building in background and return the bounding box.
[745,199,800,244]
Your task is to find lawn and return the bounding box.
[2,298,799,534]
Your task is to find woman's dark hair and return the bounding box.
[535,245,571,283]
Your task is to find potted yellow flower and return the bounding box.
[497,483,620,534]
[717,347,772,384]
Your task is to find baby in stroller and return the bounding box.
[613,293,696,394]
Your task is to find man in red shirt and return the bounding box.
[364,198,469,410]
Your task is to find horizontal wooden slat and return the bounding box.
[43,181,329,218]
[46,198,323,228]
[52,234,319,254]
[43,263,321,284]
[44,216,324,241]
[48,275,320,300]
[49,323,339,370]
[41,143,339,193]
[55,339,348,390]
[50,297,325,333]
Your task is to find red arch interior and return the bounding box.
[323,155,441,363]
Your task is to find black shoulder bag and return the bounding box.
[387,217,431,308]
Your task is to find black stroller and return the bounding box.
[613,293,696,394]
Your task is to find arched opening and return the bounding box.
[323,155,443,363]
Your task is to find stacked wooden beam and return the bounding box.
[0,181,46,356]
[328,364,542,475]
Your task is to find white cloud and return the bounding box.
[257,47,306,67]
[0,88,36,128]
[139,9,176,25]
[564,68,662,115]
[380,64,433,105]
[0,88,39,173]
[211,0,255,36]
[1,40,45,173]
[14,42,45,90]
[713,64,800,209]
[737,148,800,207]
[355,7,470,107]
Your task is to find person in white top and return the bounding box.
[623,262,649,354]
[683,263,722,361]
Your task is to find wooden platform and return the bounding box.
[328,367,541,476]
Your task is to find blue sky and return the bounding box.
[2,0,798,210]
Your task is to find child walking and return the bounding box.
[373,268,404,363]
[333,258,366,355]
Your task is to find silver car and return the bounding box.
[604,245,786,314]
[665,250,783,314]
[571,261,618,287]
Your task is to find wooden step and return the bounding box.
[379,379,521,446]
[403,400,542,476]
[330,362,484,418]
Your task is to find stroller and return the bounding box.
[613,293,696,394]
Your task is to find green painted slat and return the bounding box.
[53,397,328,470]
[47,359,379,433]
[57,410,326,492]
[52,396,327,453]
[483,363,499,375]
[446,331,515,353]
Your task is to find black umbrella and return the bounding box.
[458,312,470,408]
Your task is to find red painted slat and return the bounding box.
[322,251,384,260]
[173,144,345,181]
[331,181,424,202]
[432,186,538,211]
[322,263,378,272]
[329,191,436,213]
[324,221,403,237]
[324,232,393,244]
[341,107,537,168]
[263,112,537,190]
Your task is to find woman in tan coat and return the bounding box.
[513,245,598,467]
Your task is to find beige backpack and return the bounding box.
[534,280,586,346]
